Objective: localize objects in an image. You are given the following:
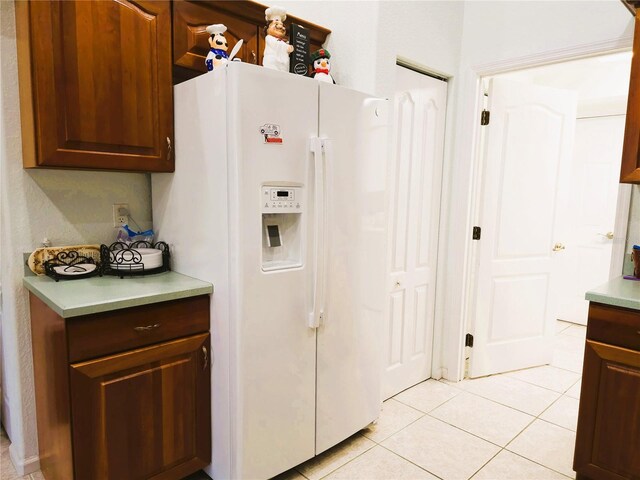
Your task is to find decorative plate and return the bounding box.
[28,244,101,275]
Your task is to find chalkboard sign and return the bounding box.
[289,23,310,76]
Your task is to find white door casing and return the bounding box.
[470,77,577,378]
[555,114,626,325]
[383,66,447,399]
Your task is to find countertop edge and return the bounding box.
[23,273,213,318]
[23,278,66,317]
[585,276,640,311]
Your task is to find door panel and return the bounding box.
[556,115,626,325]
[470,78,577,378]
[23,0,173,171]
[316,83,389,454]
[384,66,447,399]
[574,340,640,479]
[232,64,318,479]
[69,334,210,480]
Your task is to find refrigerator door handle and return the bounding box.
[309,137,326,329]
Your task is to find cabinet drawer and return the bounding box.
[67,295,209,362]
[587,302,640,351]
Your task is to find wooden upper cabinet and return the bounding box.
[620,9,640,183]
[16,1,174,172]
[172,0,331,84]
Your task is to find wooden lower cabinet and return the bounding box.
[29,293,211,480]
[70,334,211,480]
[573,303,640,480]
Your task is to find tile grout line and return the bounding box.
[447,384,560,417]
[376,443,445,480]
[301,434,376,480]
[500,368,581,395]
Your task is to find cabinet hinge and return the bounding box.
[481,110,490,126]
[472,226,481,240]
[465,333,474,348]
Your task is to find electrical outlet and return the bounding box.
[113,203,129,228]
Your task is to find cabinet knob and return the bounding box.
[251,50,257,64]
[202,346,208,370]
[552,243,565,252]
[133,323,160,332]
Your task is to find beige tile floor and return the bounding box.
[276,320,584,480]
[2,321,584,480]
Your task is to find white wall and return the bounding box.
[0,1,152,473]
[276,1,381,94]
[442,0,636,380]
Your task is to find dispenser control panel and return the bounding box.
[262,186,303,212]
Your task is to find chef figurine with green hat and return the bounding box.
[263,6,293,72]
[310,48,335,84]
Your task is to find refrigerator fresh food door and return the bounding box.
[315,83,390,454]
[227,63,319,479]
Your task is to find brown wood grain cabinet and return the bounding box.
[573,302,640,480]
[172,0,331,84]
[16,0,174,172]
[29,294,211,480]
[620,8,640,183]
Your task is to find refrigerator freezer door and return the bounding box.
[227,63,319,479]
[316,83,389,454]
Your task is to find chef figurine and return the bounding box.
[205,24,229,71]
[262,6,293,72]
[310,48,335,84]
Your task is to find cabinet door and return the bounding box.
[620,9,640,183]
[17,1,174,172]
[574,340,640,479]
[173,0,260,75]
[70,334,211,480]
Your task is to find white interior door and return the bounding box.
[383,66,447,399]
[470,78,577,378]
[555,114,626,326]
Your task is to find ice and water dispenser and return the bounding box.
[261,185,304,271]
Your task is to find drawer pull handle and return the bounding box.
[202,346,208,370]
[133,323,160,332]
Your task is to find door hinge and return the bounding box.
[465,333,474,348]
[481,110,490,126]
[472,226,481,240]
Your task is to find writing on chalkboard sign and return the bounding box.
[290,24,310,76]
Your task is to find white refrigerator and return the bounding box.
[152,62,389,480]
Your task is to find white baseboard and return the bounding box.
[1,391,10,440]
[9,443,40,476]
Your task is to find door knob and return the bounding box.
[552,243,565,252]
[598,232,614,240]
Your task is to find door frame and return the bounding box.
[439,36,634,382]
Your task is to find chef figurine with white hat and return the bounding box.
[205,24,229,71]
[262,6,293,72]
